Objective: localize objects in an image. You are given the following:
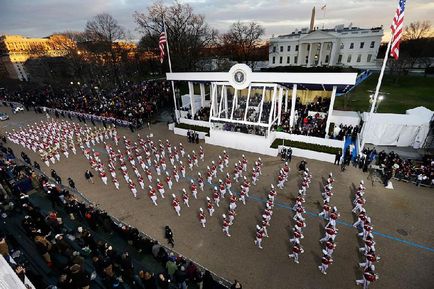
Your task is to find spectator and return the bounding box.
[165,225,174,247]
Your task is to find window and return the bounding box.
[272,56,275,64]
[294,56,298,64]
[273,46,276,53]
[280,46,283,52]
[370,41,375,48]
[287,45,291,52]
[295,45,299,51]
[279,56,283,64]
[357,54,361,62]
[287,56,290,64]
[350,43,354,49]
[367,54,372,62]
[340,43,344,49]
[347,54,352,63]
[360,42,364,49]
[325,55,329,63]
[307,44,310,51]
[305,56,308,64]
[337,54,343,64]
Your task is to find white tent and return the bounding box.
[362,106,433,148]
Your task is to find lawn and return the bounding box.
[334,74,434,113]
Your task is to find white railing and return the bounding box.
[179,118,211,128]
[272,131,344,148]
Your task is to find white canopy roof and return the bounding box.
[362,106,433,148]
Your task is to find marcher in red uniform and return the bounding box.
[172,194,181,216]
[213,187,220,207]
[222,214,231,237]
[288,243,304,263]
[156,179,165,198]
[319,201,331,220]
[327,207,340,228]
[206,197,215,216]
[198,208,206,228]
[129,180,137,198]
[320,224,338,242]
[165,172,173,190]
[197,172,204,191]
[190,180,198,199]
[324,239,336,256]
[254,225,264,249]
[318,254,333,274]
[148,185,158,206]
[229,195,237,211]
[225,174,232,195]
[100,171,108,185]
[182,189,190,207]
[356,269,379,289]
[289,229,304,245]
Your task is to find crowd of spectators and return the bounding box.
[350,147,434,187]
[278,97,330,137]
[0,80,172,127]
[375,150,433,187]
[331,124,361,141]
[0,142,233,289]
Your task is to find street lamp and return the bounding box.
[369,91,387,113]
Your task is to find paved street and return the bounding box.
[2,106,433,289]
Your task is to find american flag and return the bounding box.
[159,31,166,63]
[390,0,406,60]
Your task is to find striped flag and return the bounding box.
[390,0,406,60]
[159,31,166,63]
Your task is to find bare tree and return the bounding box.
[85,13,125,42]
[134,1,217,71]
[220,21,265,69]
[403,20,433,40]
[84,13,125,84]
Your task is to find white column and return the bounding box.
[284,89,289,112]
[188,82,195,118]
[277,86,283,125]
[218,85,224,118]
[268,85,277,125]
[243,86,252,121]
[296,44,301,65]
[307,43,312,67]
[325,85,337,138]
[199,83,205,107]
[257,86,266,123]
[209,83,215,119]
[318,42,324,66]
[224,87,228,119]
[230,89,238,120]
[290,84,297,128]
[329,42,337,65]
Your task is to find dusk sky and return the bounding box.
[0,0,433,41]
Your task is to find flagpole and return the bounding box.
[370,38,392,115]
[163,18,179,123]
[360,37,392,149]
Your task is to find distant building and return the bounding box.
[0,34,71,81]
[269,25,383,70]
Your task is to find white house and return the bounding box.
[269,25,384,70]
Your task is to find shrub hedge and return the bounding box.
[175,123,210,135]
[271,139,341,155]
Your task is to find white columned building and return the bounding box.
[269,25,383,70]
